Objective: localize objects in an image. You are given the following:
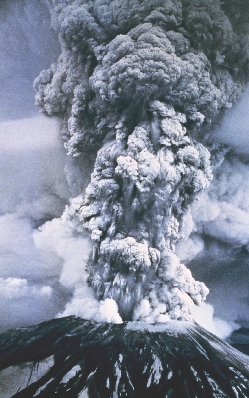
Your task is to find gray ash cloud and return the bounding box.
[33,0,249,324]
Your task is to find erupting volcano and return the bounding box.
[1,0,249,396]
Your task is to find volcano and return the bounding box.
[0,317,249,397]
[2,1,249,397]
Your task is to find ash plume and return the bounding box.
[34,0,249,323]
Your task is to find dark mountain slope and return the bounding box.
[0,317,249,397]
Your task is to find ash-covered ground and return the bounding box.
[1,317,249,397]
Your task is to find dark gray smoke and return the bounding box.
[34,0,249,324]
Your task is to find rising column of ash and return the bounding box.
[70,102,212,322]
[34,0,249,322]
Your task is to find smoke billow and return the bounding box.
[0,116,74,330]
[1,0,249,338]
[33,0,249,326]
[69,104,212,322]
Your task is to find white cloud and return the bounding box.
[192,302,239,340]
[214,85,249,155]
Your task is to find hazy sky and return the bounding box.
[0,0,71,330]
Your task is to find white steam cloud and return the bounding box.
[0,115,71,330]
[1,0,249,338]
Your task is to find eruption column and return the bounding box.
[71,101,211,322]
[34,0,249,323]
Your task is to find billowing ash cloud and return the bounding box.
[69,104,211,322]
[33,0,249,324]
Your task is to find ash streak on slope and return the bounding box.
[34,0,249,326]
